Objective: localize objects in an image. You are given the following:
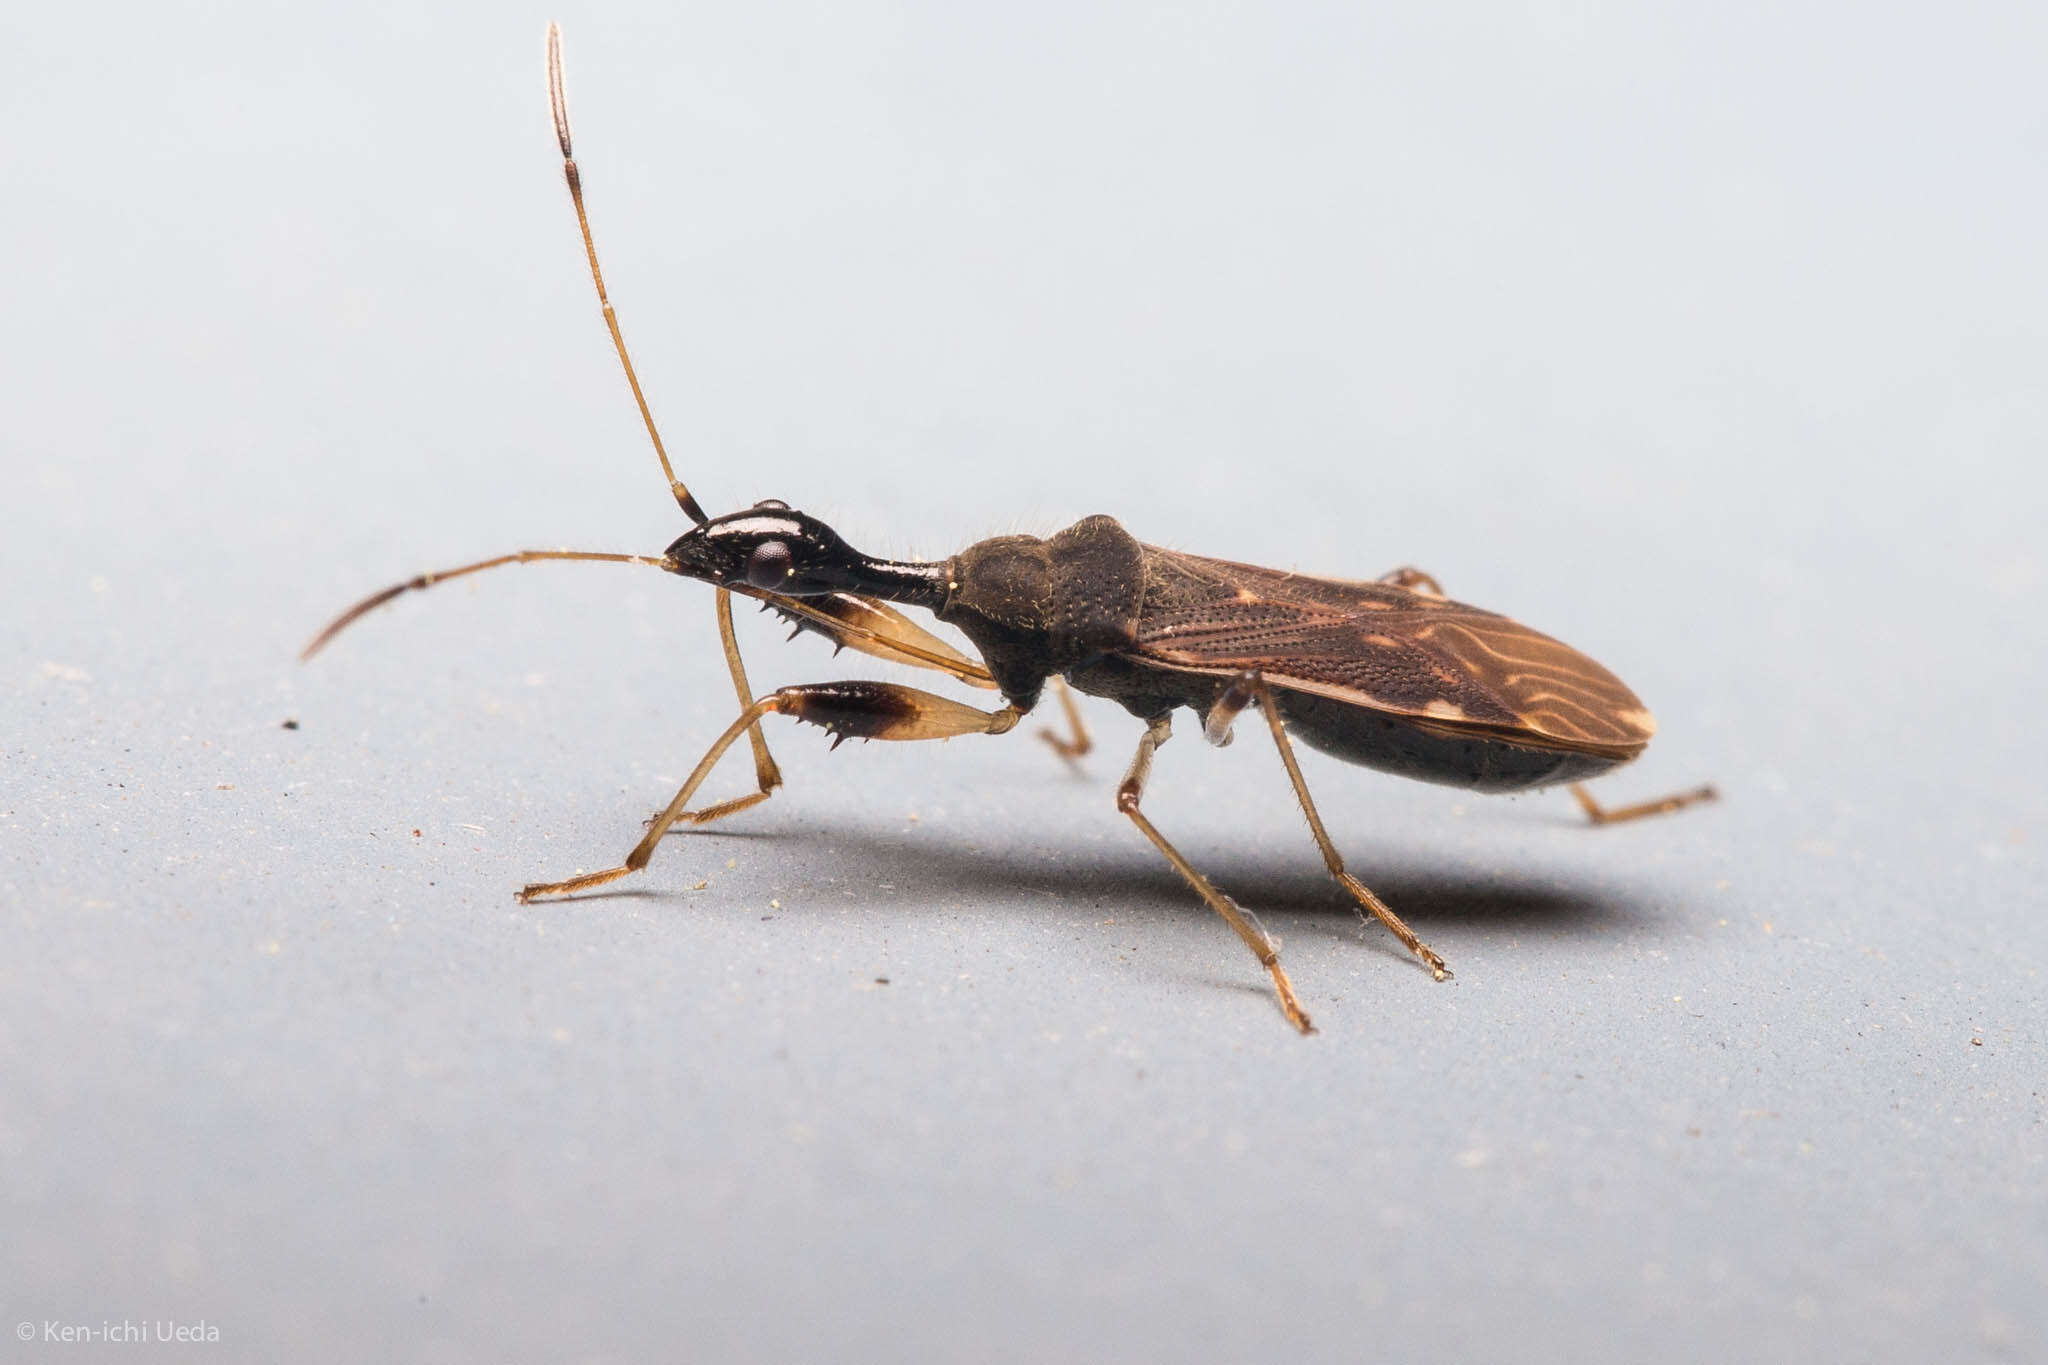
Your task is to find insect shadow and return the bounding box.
[636,812,1641,947]
[898,836,1636,934]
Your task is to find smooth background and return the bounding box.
[5,3,2043,1361]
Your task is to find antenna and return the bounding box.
[301,550,673,660]
[548,23,708,524]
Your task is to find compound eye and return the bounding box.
[753,498,790,511]
[745,540,793,589]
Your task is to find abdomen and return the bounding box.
[1272,686,1629,792]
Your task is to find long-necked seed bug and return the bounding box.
[305,26,1716,1034]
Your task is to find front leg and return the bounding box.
[760,590,995,688]
[664,590,997,835]
[519,682,1023,901]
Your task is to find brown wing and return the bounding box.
[1131,549,1656,756]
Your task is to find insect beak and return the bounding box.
[661,525,727,585]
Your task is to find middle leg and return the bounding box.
[1116,716,1314,1034]
[1036,676,1093,767]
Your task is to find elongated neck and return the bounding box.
[845,556,951,613]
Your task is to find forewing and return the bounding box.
[1132,551,1655,755]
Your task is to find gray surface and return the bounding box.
[5,3,2045,1362]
